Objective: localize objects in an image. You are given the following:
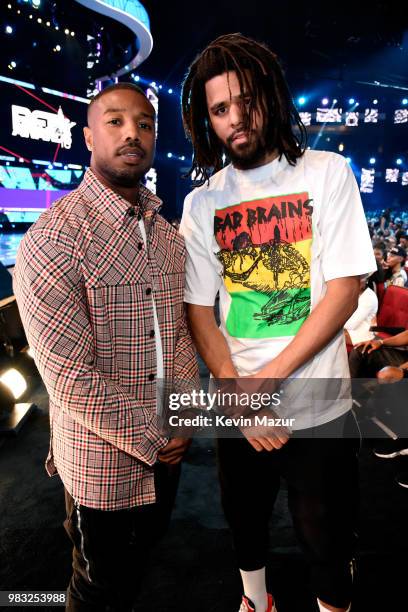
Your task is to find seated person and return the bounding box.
[344,276,378,347]
[349,329,408,378]
[367,243,386,293]
[383,246,407,287]
[350,331,408,479]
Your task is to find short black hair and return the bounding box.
[87,82,150,124]
[181,32,307,183]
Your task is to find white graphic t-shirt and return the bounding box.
[180,150,376,428]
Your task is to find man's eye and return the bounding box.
[139,122,153,130]
[108,118,120,125]
[215,106,227,116]
[243,97,252,106]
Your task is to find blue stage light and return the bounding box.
[5,26,13,34]
[168,88,173,94]
[167,153,173,158]
[369,158,376,164]
[402,98,408,105]
[346,157,352,163]
[396,158,403,165]
[322,98,329,105]
[348,98,355,104]
[298,96,306,105]
[373,99,378,104]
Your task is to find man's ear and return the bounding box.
[83,126,93,152]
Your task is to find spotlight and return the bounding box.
[322,98,329,105]
[180,156,185,161]
[396,158,403,165]
[298,96,306,105]
[37,17,42,23]
[55,44,61,51]
[64,28,69,34]
[333,99,338,104]
[369,157,376,164]
[32,0,41,6]
[167,152,173,158]
[338,143,344,152]
[134,75,140,81]
[10,61,16,68]
[373,99,378,104]
[0,369,27,400]
[168,88,173,94]
[29,14,33,19]
[46,21,50,26]
[402,98,408,105]
[348,98,355,104]
[0,368,36,434]
[71,31,75,36]
[346,157,352,163]
[5,25,13,34]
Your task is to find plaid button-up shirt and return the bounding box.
[13,169,199,510]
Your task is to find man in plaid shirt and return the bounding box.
[14,83,199,611]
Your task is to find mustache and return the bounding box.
[117,142,146,156]
[226,129,254,146]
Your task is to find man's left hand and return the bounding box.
[157,438,192,464]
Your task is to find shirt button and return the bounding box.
[149,329,155,338]
[146,287,152,295]
[148,373,155,381]
[138,242,143,250]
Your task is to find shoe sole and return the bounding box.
[373,448,408,459]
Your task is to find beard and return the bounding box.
[225,130,269,170]
[97,160,149,188]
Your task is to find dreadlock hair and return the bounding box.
[87,82,149,125]
[181,33,307,184]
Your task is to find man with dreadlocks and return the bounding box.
[179,34,376,612]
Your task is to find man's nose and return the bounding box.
[124,122,141,141]
[230,102,243,128]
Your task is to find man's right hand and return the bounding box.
[239,407,291,452]
[244,432,290,452]
[354,339,383,354]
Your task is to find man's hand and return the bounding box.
[354,339,383,354]
[157,438,191,464]
[237,369,290,452]
[242,427,290,453]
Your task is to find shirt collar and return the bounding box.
[78,168,162,229]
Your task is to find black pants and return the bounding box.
[217,412,360,609]
[63,462,181,612]
[349,345,408,379]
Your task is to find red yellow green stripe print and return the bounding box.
[214,192,313,339]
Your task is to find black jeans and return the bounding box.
[217,412,360,609]
[349,345,408,379]
[63,462,181,612]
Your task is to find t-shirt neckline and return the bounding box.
[230,154,287,182]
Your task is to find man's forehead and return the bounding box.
[89,89,155,118]
[205,70,252,100]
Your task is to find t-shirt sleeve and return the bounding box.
[179,190,222,306]
[320,155,377,281]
